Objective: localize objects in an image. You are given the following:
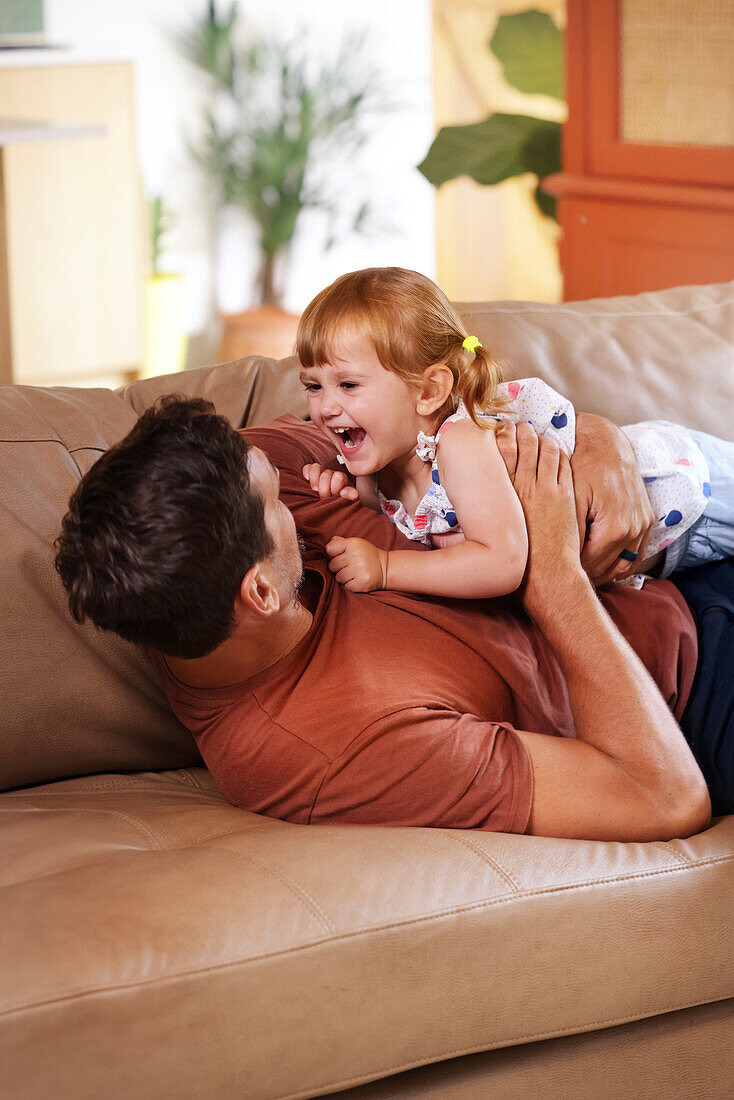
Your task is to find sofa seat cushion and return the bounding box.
[3,769,733,1100]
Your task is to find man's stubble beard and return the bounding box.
[294,535,307,594]
[287,535,308,606]
[269,534,308,611]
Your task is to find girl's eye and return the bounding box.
[340,382,358,391]
[303,383,320,394]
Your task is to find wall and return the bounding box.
[432,0,565,304]
[44,0,436,364]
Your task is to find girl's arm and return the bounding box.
[384,419,528,597]
[326,421,529,598]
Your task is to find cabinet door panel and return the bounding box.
[559,198,734,301]
[584,0,734,187]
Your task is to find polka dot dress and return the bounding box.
[621,421,710,555]
[376,378,577,543]
[376,380,710,579]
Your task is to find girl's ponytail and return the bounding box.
[448,336,508,428]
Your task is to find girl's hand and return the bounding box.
[302,463,359,501]
[325,537,388,592]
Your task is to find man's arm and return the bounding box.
[508,423,710,842]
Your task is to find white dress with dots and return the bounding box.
[375,378,710,579]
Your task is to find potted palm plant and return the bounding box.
[179,2,388,360]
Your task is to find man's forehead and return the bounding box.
[247,446,279,485]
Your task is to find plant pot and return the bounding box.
[142,273,189,379]
[217,304,300,364]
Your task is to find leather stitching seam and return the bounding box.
[1,852,731,1019]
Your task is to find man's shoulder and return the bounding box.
[240,416,338,474]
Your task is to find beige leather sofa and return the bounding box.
[2,281,733,1099]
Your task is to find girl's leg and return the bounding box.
[665,428,734,574]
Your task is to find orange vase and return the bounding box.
[217,304,300,364]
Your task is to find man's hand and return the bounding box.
[302,463,359,501]
[498,422,585,616]
[326,537,388,592]
[497,415,656,587]
[571,413,656,586]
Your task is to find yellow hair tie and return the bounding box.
[462,335,482,353]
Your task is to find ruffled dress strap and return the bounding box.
[416,402,472,461]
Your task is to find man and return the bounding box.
[55,396,715,841]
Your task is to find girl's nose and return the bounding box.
[318,389,342,418]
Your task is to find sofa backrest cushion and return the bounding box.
[457,280,734,440]
[1,280,732,791]
[0,357,306,793]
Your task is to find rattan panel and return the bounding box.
[621,0,734,147]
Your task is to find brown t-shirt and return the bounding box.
[151,416,698,834]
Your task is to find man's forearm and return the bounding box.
[527,567,710,834]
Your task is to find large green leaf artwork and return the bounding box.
[490,9,563,100]
[419,10,564,219]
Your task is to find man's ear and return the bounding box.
[415,364,454,417]
[238,562,280,616]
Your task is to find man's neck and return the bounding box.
[165,571,320,689]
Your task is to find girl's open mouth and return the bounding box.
[334,427,366,454]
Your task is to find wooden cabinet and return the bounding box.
[0,58,144,386]
[545,0,734,301]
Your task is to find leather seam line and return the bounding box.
[0,805,164,848]
[195,844,336,934]
[273,994,734,1100]
[0,785,223,801]
[451,835,520,891]
[1,853,731,1020]
[0,439,106,450]
[460,298,734,320]
[164,825,276,846]
[647,841,691,867]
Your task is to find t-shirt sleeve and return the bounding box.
[241,416,431,554]
[309,708,533,834]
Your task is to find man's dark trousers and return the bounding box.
[673,558,734,816]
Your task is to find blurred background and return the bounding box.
[0,0,565,387]
[0,0,731,389]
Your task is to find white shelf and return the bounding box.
[0,117,106,145]
[0,47,130,69]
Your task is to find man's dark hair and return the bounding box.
[54,395,274,658]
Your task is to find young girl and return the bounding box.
[297,267,726,597]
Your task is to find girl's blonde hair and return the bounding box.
[296,267,506,428]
